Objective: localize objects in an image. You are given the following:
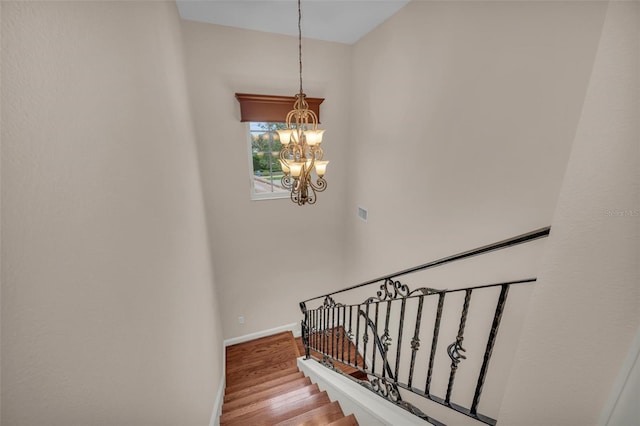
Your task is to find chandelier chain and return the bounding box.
[298,0,303,96]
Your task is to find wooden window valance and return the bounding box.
[235,93,324,123]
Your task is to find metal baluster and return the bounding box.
[445,289,472,405]
[320,307,324,354]
[333,306,340,359]
[363,303,370,371]
[341,305,346,363]
[310,309,314,352]
[372,302,379,375]
[426,292,445,394]
[348,305,353,366]
[331,305,335,358]
[395,297,407,381]
[408,295,424,388]
[471,284,510,415]
[325,306,330,356]
[382,300,392,378]
[320,308,325,354]
[355,304,361,369]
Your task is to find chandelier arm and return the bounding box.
[309,177,327,192]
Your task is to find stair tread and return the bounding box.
[225,366,300,394]
[274,400,344,426]
[221,391,331,426]
[220,383,320,423]
[224,371,305,402]
[222,376,312,412]
[327,413,359,426]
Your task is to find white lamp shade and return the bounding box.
[279,159,290,174]
[277,129,293,145]
[304,129,325,146]
[289,162,304,177]
[314,160,329,177]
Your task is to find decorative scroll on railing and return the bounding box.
[299,227,550,426]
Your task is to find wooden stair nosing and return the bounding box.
[327,413,359,426]
[224,371,305,402]
[274,400,345,426]
[221,390,332,426]
[220,383,320,423]
[222,376,312,413]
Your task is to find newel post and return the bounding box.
[299,301,310,359]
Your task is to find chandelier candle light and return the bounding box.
[278,0,328,206]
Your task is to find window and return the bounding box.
[247,122,289,200]
[235,93,325,201]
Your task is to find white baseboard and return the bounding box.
[209,376,225,426]
[223,322,301,347]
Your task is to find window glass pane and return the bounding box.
[248,122,289,199]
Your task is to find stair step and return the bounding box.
[224,370,305,402]
[225,366,300,395]
[221,390,331,426]
[222,376,312,412]
[220,383,320,424]
[225,331,300,388]
[274,400,345,426]
[226,359,298,388]
[327,413,359,426]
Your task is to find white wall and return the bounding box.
[1,2,223,425]
[180,21,352,339]
[346,0,608,284]
[498,1,639,424]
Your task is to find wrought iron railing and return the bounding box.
[299,227,550,426]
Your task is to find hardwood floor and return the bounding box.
[221,331,359,425]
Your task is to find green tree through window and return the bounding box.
[248,122,289,199]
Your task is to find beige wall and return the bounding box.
[1,2,223,425]
[498,1,639,424]
[346,0,608,284]
[180,21,351,339]
[343,0,617,422]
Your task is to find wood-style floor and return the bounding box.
[221,331,358,426]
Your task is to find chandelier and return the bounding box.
[277,0,328,206]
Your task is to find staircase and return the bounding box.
[220,331,358,425]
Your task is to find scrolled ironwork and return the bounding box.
[381,331,392,351]
[447,337,467,366]
[410,336,420,351]
[322,295,342,308]
[364,278,440,304]
[367,376,401,402]
[320,355,337,371]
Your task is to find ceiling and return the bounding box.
[176,0,411,45]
